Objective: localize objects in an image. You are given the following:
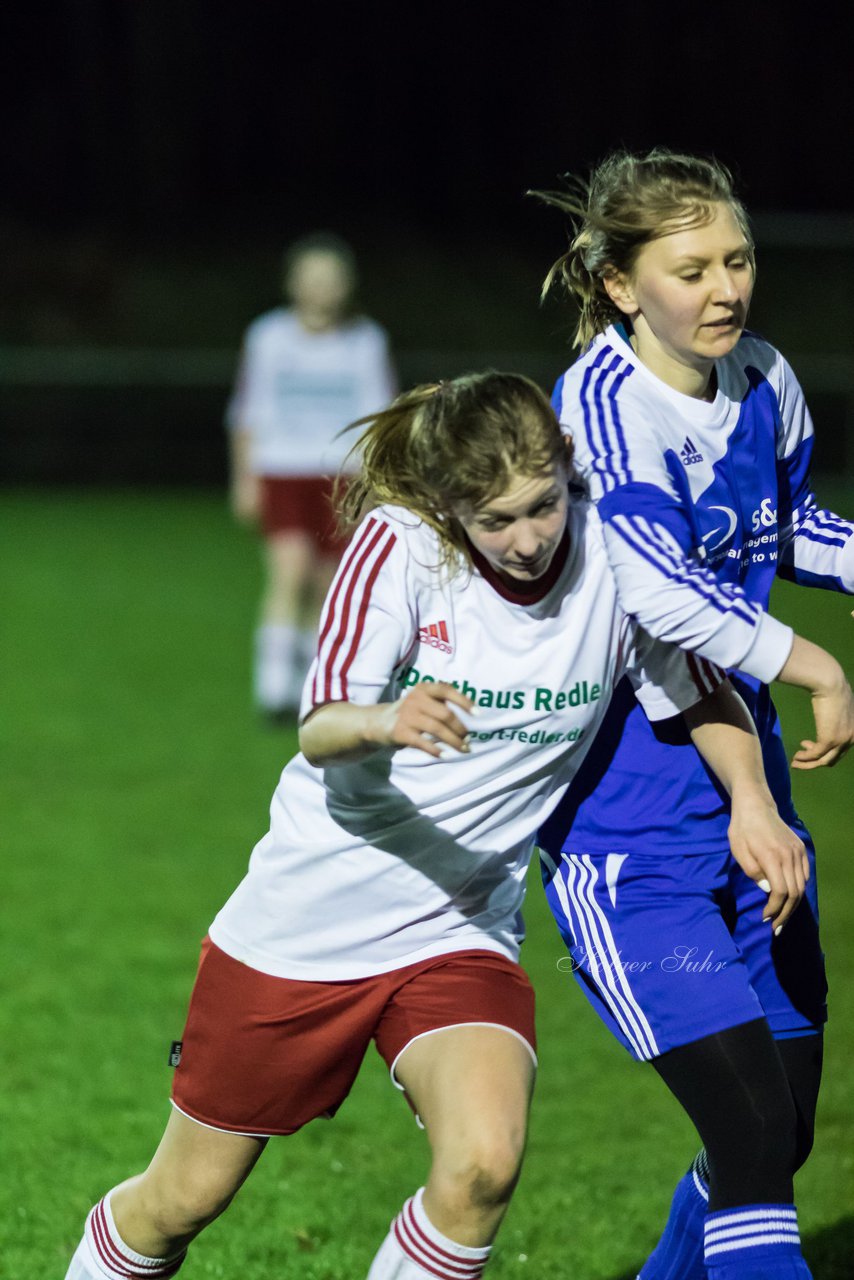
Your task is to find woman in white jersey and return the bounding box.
[66,372,806,1280]
[227,232,397,717]
[534,149,854,1280]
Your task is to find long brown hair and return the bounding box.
[336,371,571,571]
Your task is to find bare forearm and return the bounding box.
[776,634,848,698]
[683,682,770,801]
[299,701,393,766]
[229,428,260,520]
[684,681,809,929]
[300,684,475,768]
[229,428,254,485]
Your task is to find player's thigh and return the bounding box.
[376,950,536,1178]
[543,848,766,1060]
[396,1024,535,1180]
[266,529,316,580]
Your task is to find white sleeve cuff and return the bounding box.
[840,535,854,593]
[738,614,795,684]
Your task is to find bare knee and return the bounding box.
[433,1131,525,1212]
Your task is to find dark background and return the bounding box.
[3,2,854,482]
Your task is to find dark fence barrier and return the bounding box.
[1,345,852,486]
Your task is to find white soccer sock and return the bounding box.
[253,622,299,712]
[367,1187,492,1278]
[65,1192,186,1279]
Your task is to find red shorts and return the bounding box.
[171,938,536,1137]
[259,475,347,554]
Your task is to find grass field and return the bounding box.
[3,487,853,1278]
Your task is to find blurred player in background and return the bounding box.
[227,231,397,718]
[65,372,803,1280]
[535,148,854,1280]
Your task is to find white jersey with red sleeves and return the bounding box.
[225,307,396,476]
[209,498,717,980]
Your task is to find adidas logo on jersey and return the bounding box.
[680,436,704,465]
[418,620,453,654]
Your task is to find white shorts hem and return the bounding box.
[389,1020,538,1092]
[169,1098,270,1141]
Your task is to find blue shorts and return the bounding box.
[541,831,826,1061]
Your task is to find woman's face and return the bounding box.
[457,461,569,588]
[287,250,353,323]
[607,201,755,386]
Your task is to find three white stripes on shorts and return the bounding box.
[553,852,660,1060]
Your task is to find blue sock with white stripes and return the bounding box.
[638,1151,709,1279]
[704,1204,811,1279]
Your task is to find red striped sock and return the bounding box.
[368,1187,491,1278]
[82,1194,186,1279]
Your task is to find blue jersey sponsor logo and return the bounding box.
[687,368,781,603]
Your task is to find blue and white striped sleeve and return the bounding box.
[556,358,793,683]
[774,357,854,593]
[597,492,793,682]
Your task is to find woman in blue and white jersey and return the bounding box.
[535,149,854,1280]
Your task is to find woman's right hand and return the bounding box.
[792,674,854,769]
[375,682,477,759]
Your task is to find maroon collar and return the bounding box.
[465,525,571,605]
